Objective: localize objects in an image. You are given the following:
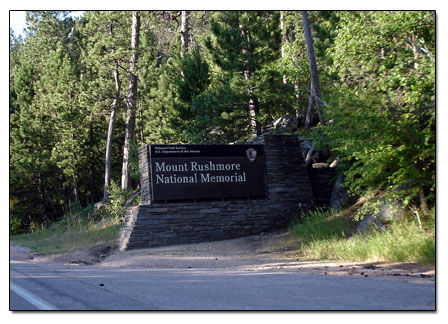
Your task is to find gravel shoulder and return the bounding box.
[10,230,435,285]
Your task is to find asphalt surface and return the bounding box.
[10,258,435,311]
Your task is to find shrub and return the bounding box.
[104,181,128,220]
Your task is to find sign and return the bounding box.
[149,144,266,201]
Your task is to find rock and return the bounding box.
[298,137,314,160]
[95,218,113,228]
[298,136,329,165]
[354,214,384,235]
[94,201,106,209]
[124,191,140,207]
[329,173,348,211]
[379,200,405,223]
[354,199,406,235]
[329,157,339,168]
[273,115,298,133]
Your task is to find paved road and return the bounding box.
[10,259,435,310]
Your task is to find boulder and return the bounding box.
[354,214,384,235]
[124,191,140,207]
[297,136,331,165]
[378,199,406,223]
[273,115,298,133]
[94,201,107,209]
[298,136,313,159]
[354,199,406,235]
[329,173,348,211]
[298,137,320,166]
[95,218,113,228]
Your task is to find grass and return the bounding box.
[10,208,122,255]
[289,207,435,265]
[11,201,435,266]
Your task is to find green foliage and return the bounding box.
[318,11,435,208]
[171,46,214,143]
[129,140,140,181]
[206,11,285,136]
[104,181,128,220]
[9,10,436,233]
[10,214,26,235]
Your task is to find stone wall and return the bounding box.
[138,145,151,205]
[117,135,319,251]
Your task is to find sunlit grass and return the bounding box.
[289,208,435,265]
[11,209,121,255]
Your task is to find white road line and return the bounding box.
[10,282,58,310]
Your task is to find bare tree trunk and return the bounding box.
[104,60,121,200]
[121,11,140,192]
[104,22,122,201]
[411,32,420,69]
[302,11,325,129]
[281,12,302,127]
[305,90,315,128]
[89,122,96,204]
[64,184,72,216]
[37,173,48,224]
[419,191,430,218]
[248,92,262,136]
[70,129,80,206]
[72,173,80,206]
[139,102,145,144]
[280,11,288,85]
[294,82,302,120]
[240,22,262,136]
[180,11,189,58]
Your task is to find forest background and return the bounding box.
[8,10,435,234]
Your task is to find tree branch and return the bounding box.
[403,37,435,61]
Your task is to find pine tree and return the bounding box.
[206,11,282,137]
[10,11,79,226]
[80,11,132,200]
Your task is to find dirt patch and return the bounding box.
[10,244,34,261]
[10,231,435,285]
[10,243,113,265]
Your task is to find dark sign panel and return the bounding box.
[149,144,266,201]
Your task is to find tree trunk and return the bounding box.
[37,173,48,224]
[104,59,121,200]
[411,32,420,69]
[139,102,145,144]
[248,89,262,136]
[89,122,96,204]
[294,81,302,124]
[121,11,140,192]
[302,11,325,129]
[305,88,315,128]
[280,11,287,85]
[70,131,80,206]
[280,12,302,127]
[419,190,430,218]
[240,21,262,136]
[64,184,72,216]
[180,11,189,58]
[72,173,80,206]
